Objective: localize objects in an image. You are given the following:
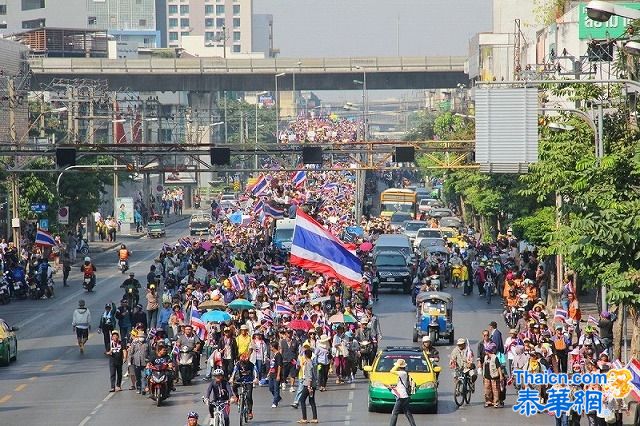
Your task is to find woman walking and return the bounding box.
[316,335,331,391]
[298,348,319,424]
[106,330,126,392]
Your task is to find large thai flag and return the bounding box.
[251,175,269,196]
[292,170,307,188]
[190,306,208,340]
[628,359,640,402]
[290,208,362,287]
[253,199,265,214]
[264,203,284,219]
[275,302,294,316]
[35,229,56,246]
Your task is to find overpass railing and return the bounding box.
[28,56,466,74]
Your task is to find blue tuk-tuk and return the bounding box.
[412,291,454,345]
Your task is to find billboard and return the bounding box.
[115,197,134,223]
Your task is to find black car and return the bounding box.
[374,251,412,294]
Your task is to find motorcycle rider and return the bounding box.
[118,244,131,270]
[422,336,440,364]
[177,324,202,379]
[203,368,236,426]
[121,272,141,305]
[36,258,52,298]
[80,257,97,289]
[147,342,176,392]
[229,352,258,420]
[72,299,92,353]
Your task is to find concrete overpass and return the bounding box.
[28,56,468,91]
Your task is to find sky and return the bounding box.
[253,0,493,57]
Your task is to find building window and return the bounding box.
[139,19,147,27]
[180,18,189,28]
[21,0,44,11]
[205,32,215,42]
[205,5,214,15]
[88,16,97,25]
[143,37,150,45]
[0,5,8,15]
[233,4,240,15]
[159,128,173,142]
[233,18,240,28]
[233,45,240,53]
[216,18,224,27]
[181,31,190,36]
[216,5,224,14]
[169,32,178,41]
[22,18,45,29]
[169,18,178,28]
[205,18,214,28]
[168,5,177,14]
[233,31,240,42]
[179,5,188,15]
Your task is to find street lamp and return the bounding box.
[254,91,268,169]
[585,1,640,22]
[293,61,301,118]
[275,73,286,141]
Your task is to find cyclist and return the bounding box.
[449,338,477,392]
[185,411,199,426]
[229,353,258,420]
[203,368,236,426]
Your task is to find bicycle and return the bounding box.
[203,397,228,426]
[453,368,473,407]
[483,279,494,305]
[235,382,253,425]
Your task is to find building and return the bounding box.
[252,13,278,58]
[165,0,253,55]
[0,0,87,35]
[87,0,160,58]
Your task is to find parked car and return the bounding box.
[0,319,18,365]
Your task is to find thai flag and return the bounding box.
[190,306,208,340]
[292,170,307,188]
[612,359,623,370]
[270,264,285,274]
[251,176,269,196]
[264,203,284,219]
[180,239,191,249]
[289,208,363,288]
[627,359,640,402]
[554,308,567,321]
[275,302,294,315]
[35,229,56,247]
[262,312,274,323]
[171,342,180,360]
[325,206,336,215]
[335,193,345,202]
[323,182,338,191]
[230,274,245,291]
[253,200,264,214]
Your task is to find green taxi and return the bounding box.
[0,318,18,365]
[364,346,440,413]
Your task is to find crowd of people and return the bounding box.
[278,114,363,144]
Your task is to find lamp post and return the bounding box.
[293,61,301,118]
[275,73,286,142]
[353,66,369,220]
[255,91,268,169]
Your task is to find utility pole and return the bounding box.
[8,78,20,249]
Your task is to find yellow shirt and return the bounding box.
[236,334,251,356]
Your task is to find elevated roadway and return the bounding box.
[28,55,468,91]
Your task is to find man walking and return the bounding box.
[61,250,71,287]
[72,299,91,353]
[388,359,416,426]
[106,330,126,392]
[268,341,283,408]
[98,303,116,351]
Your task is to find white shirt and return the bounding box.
[392,370,410,399]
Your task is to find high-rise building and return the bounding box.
[0,0,88,35]
[166,0,253,54]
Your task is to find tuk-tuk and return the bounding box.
[147,214,166,238]
[412,291,454,345]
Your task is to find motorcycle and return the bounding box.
[118,259,129,274]
[178,346,194,385]
[83,273,95,292]
[124,286,139,307]
[0,278,10,305]
[76,239,90,256]
[148,364,171,406]
[28,276,43,300]
[504,306,522,329]
[11,278,28,300]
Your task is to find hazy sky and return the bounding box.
[253,0,492,57]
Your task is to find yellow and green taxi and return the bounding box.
[439,227,467,248]
[364,346,440,413]
[0,318,18,365]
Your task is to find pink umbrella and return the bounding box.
[359,242,373,252]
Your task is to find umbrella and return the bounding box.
[198,299,227,310]
[310,296,331,304]
[201,310,232,323]
[328,313,357,324]
[359,241,373,252]
[289,319,314,331]
[228,298,254,310]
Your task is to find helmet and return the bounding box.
[120,244,126,249]
[187,411,199,419]
[212,368,225,377]
[84,257,91,262]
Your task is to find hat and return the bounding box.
[319,334,331,343]
[393,359,407,368]
[509,328,517,334]
[111,330,120,335]
[302,342,311,348]
[456,338,466,345]
[105,304,112,309]
[422,336,431,342]
[240,325,249,331]
[260,302,271,310]
[78,299,86,308]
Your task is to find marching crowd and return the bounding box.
[278,114,363,144]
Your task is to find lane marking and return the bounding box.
[0,394,13,403]
[78,416,91,426]
[461,418,468,422]
[15,312,45,329]
[103,391,115,402]
[344,415,351,425]
[28,376,37,381]
[14,384,27,392]
[347,402,353,412]
[41,364,54,372]
[90,403,103,414]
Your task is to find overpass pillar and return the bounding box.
[187,91,220,203]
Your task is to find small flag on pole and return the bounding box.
[292,170,307,188]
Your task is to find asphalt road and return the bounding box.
[0,220,550,426]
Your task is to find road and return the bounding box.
[0,219,549,426]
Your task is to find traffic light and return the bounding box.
[393,146,415,163]
[55,147,76,168]
[210,147,231,166]
[302,146,323,165]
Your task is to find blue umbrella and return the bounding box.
[201,310,232,323]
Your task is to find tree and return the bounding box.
[221,98,277,145]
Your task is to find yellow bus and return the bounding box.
[379,188,417,218]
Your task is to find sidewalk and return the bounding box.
[88,213,191,254]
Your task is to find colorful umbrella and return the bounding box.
[198,299,227,310]
[289,319,314,331]
[359,241,373,252]
[228,298,254,311]
[201,310,232,323]
[328,313,357,324]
